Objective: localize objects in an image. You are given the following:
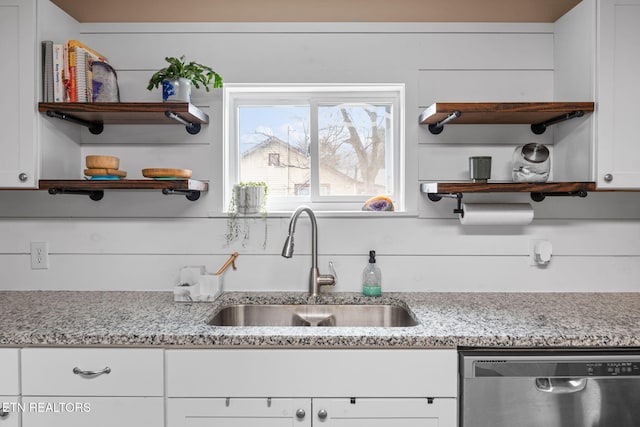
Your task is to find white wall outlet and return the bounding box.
[30,242,49,270]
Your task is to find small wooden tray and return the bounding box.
[142,168,192,178]
[84,168,127,177]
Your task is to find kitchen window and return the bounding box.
[224,84,404,212]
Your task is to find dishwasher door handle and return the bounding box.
[535,378,587,394]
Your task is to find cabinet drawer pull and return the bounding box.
[72,366,111,377]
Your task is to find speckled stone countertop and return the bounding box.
[0,291,639,348]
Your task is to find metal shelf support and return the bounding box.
[165,110,202,135]
[45,110,104,135]
[530,110,585,135]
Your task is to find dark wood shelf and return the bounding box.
[38,102,209,135]
[419,102,594,125]
[39,179,208,201]
[38,102,209,125]
[420,181,596,194]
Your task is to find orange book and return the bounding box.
[66,39,108,62]
[68,49,77,102]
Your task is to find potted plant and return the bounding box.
[225,182,268,248]
[146,55,223,102]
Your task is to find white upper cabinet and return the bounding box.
[0,0,37,188]
[596,0,640,188]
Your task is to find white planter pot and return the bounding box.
[162,77,191,102]
[233,185,265,214]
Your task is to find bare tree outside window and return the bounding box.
[228,85,402,210]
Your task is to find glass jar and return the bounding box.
[512,143,550,183]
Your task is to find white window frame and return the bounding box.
[224,84,405,213]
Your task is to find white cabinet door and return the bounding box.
[313,398,456,427]
[167,398,312,427]
[596,0,640,188]
[21,397,163,427]
[21,348,164,427]
[0,349,20,395]
[0,0,37,188]
[0,396,20,427]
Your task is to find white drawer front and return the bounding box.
[0,349,20,395]
[167,349,457,397]
[0,396,20,427]
[21,397,163,427]
[21,348,163,396]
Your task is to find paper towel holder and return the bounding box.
[427,192,465,216]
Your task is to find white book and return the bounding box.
[52,44,64,102]
[75,48,88,102]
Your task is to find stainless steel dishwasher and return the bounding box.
[460,349,640,427]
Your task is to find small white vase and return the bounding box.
[162,77,191,102]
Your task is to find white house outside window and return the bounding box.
[224,84,404,212]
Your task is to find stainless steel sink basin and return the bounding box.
[208,304,418,327]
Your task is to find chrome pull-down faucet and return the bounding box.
[282,206,336,297]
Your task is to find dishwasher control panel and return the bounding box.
[469,358,640,378]
[585,361,640,376]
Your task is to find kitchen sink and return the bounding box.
[208,303,418,327]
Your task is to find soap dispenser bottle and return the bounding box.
[362,250,382,296]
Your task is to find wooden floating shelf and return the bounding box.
[420,181,596,194]
[39,179,208,201]
[38,102,209,125]
[419,102,595,125]
[38,102,209,135]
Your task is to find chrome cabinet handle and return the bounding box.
[535,377,586,394]
[295,408,306,419]
[318,409,328,419]
[73,366,111,378]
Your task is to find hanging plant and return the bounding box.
[225,182,268,249]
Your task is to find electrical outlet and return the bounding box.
[30,242,49,270]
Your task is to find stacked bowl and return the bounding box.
[84,155,127,180]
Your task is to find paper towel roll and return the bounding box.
[459,203,534,225]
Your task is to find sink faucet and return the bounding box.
[282,206,336,297]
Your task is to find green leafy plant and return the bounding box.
[146,55,223,92]
[225,182,268,249]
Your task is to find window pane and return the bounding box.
[318,103,392,196]
[238,106,310,197]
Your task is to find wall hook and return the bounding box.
[427,192,464,215]
[428,110,462,135]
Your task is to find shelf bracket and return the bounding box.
[428,110,462,135]
[47,188,105,201]
[427,192,464,215]
[530,190,588,202]
[164,110,202,135]
[45,110,104,135]
[530,110,585,135]
[162,188,201,201]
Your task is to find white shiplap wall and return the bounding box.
[0,3,638,292]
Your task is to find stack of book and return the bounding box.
[41,39,109,103]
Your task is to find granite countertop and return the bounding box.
[0,291,639,348]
